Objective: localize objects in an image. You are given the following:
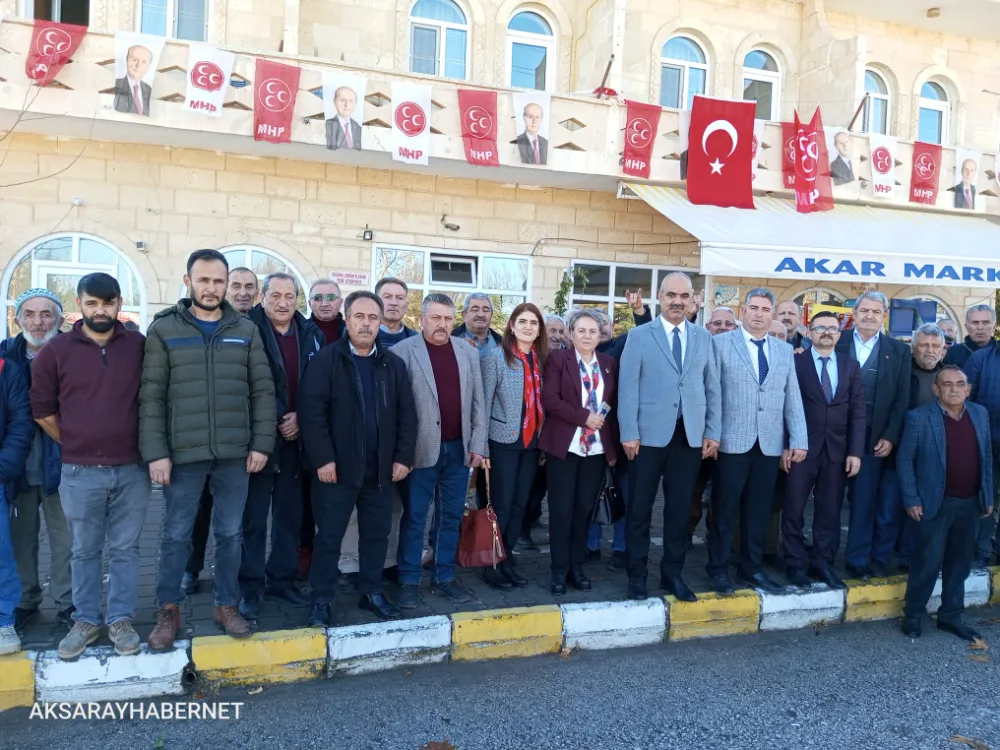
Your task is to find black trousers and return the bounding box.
[488,440,540,558]
[546,452,605,576]
[904,495,979,622]
[310,474,394,603]
[238,439,303,600]
[707,441,781,578]
[627,426,702,579]
[782,447,846,569]
[185,479,213,577]
[300,478,316,551]
[687,458,715,538]
[522,464,547,537]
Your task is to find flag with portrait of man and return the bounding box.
[323,72,367,152]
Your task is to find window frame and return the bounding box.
[408,0,471,80]
[136,0,210,42]
[741,48,781,122]
[506,10,556,92]
[862,68,891,136]
[659,35,709,110]
[175,245,309,312]
[918,81,950,145]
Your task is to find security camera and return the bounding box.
[441,213,460,232]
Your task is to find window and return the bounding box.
[139,0,208,41]
[177,246,308,312]
[507,11,555,91]
[742,49,780,121]
[570,261,706,335]
[660,36,707,109]
[373,245,530,331]
[918,81,949,145]
[17,0,90,24]
[409,0,469,80]
[862,69,890,135]
[2,234,145,337]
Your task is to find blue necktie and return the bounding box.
[671,327,682,370]
[752,338,768,385]
[820,356,834,404]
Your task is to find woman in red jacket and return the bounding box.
[539,308,619,595]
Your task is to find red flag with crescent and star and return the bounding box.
[686,95,756,209]
[457,89,499,167]
[909,141,942,205]
[793,108,834,213]
[622,100,662,179]
[25,20,87,87]
[253,59,300,144]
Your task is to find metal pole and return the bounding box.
[847,93,869,132]
[596,54,615,99]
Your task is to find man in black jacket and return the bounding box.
[238,273,323,620]
[944,304,996,370]
[299,291,417,626]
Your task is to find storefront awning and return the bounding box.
[627,184,1000,288]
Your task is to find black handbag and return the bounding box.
[590,467,626,525]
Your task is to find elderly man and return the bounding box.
[708,288,807,594]
[938,319,958,347]
[837,290,911,580]
[899,365,993,640]
[776,300,808,349]
[226,267,259,315]
[964,319,1000,566]
[768,321,787,342]
[392,294,486,608]
[375,277,419,349]
[619,273,720,601]
[299,291,417,625]
[453,293,501,352]
[308,279,345,345]
[945,304,995,369]
[545,314,567,352]
[706,306,738,336]
[238,273,323,620]
[0,290,73,629]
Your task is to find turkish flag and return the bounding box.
[253,59,300,144]
[686,96,756,209]
[909,141,942,205]
[622,100,662,179]
[793,108,834,213]
[25,21,87,87]
[781,122,797,189]
[457,89,499,167]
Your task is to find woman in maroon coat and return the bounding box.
[539,308,620,595]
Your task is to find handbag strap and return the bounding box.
[483,465,492,508]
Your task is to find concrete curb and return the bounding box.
[4,566,999,709]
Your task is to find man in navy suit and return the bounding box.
[782,312,866,590]
[898,365,993,640]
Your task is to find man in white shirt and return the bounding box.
[325,86,363,151]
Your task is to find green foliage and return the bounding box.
[548,268,588,316]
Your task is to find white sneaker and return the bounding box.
[0,625,21,655]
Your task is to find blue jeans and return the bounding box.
[398,439,468,585]
[60,463,150,626]
[871,467,916,565]
[588,463,628,553]
[0,486,21,628]
[157,459,249,608]
[845,431,886,568]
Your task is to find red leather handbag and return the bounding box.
[457,467,507,569]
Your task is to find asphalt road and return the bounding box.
[4,614,1000,750]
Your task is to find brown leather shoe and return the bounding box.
[148,604,181,651]
[214,605,252,638]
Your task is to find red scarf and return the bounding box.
[514,347,543,448]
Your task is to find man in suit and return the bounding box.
[898,365,993,640]
[954,158,977,209]
[944,304,995,370]
[963,323,1000,566]
[783,311,865,589]
[776,300,810,350]
[708,288,808,594]
[391,294,486,609]
[619,273,721,601]
[838,291,911,580]
[829,131,854,186]
[113,44,153,116]
[517,102,548,165]
[325,85,363,151]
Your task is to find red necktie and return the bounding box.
[965,187,972,207]
[133,83,143,115]
[532,138,539,164]
[344,122,352,148]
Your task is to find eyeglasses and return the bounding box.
[810,326,840,334]
[311,294,340,302]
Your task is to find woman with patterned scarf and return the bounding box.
[480,303,549,589]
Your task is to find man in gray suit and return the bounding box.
[708,288,808,594]
[619,273,721,602]
[113,44,153,116]
[391,293,486,609]
[325,85,363,151]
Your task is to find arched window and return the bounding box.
[742,49,780,121]
[862,69,891,135]
[793,287,847,310]
[409,0,469,80]
[918,81,949,144]
[176,246,309,312]
[507,10,555,91]
[2,234,145,336]
[660,36,707,109]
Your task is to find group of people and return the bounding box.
[0,254,995,662]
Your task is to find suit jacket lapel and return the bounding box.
[681,326,697,377]
[732,331,757,381]
[651,322,679,373]
[930,406,946,470]
[833,353,849,400]
[414,339,440,404]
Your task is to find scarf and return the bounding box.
[513,347,543,448]
[578,355,601,454]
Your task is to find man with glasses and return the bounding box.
[309,279,345,346]
[945,304,996,369]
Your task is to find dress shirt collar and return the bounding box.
[741,326,767,346]
[660,316,686,337]
[939,401,967,421]
[853,328,879,348]
[575,348,597,368]
[349,340,376,357]
[811,347,836,364]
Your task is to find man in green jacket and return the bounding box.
[141,249,276,650]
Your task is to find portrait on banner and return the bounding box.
[323,72,366,151]
[113,32,165,117]
[825,126,854,186]
[953,149,980,210]
[513,91,550,165]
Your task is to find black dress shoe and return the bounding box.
[517,535,539,552]
[762,553,783,568]
[846,565,872,581]
[265,585,310,606]
[711,574,735,595]
[13,608,38,630]
[937,619,983,642]
[661,575,697,602]
[786,567,811,588]
[628,576,648,600]
[568,567,591,591]
[607,551,627,572]
[359,593,402,621]
[737,571,784,594]
[551,574,567,596]
[901,615,921,638]
[56,605,76,626]
[584,549,601,563]
[501,562,528,587]
[308,602,332,628]
[870,560,888,578]
[808,566,847,590]
[482,567,514,589]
